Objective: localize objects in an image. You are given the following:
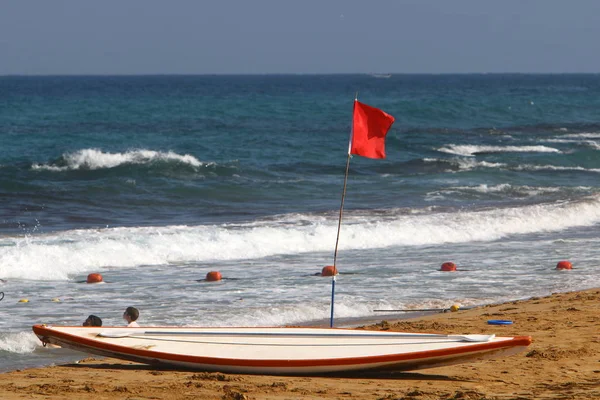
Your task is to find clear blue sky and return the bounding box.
[1,0,599,75]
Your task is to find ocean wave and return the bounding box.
[423,158,600,174]
[0,332,40,354]
[451,158,506,170]
[204,301,378,328]
[433,183,559,195]
[514,164,600,173]
[437,145,561,157]
[31,149,208,171]
[422,158,506,172]
[424,184,591,201]
[451,184,563,194]
[561,132,600,139]
[543,138,600,150]
[3,195,600,280]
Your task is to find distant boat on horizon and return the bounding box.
[368,73,392,78]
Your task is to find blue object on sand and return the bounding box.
[487,319,513,325]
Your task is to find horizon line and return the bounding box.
[2,72,600,78]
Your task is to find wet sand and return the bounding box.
[1,288,599,399]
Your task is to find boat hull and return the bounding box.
[33,325,531,375]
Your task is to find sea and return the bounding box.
[1,74,600,372]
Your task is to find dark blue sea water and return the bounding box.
[1,74,600,371]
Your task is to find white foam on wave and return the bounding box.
[424,184,572,201]
[198,300,376,328]
[3,195,600,281]
[452,158,506,170]
[543,138,600,150]
[437,144,561,157]
[422,158,506,171]
[515,164,600,173]
[0,332,40,354]
[31,148,206,171]
[457,183,575,195]
[562,132,600,139]
[455,183,520,193]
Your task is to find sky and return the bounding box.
[1,0,599,75]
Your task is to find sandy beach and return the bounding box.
[1,288,599,400]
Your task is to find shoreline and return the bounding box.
[1,288,599,399]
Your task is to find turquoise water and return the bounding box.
[1,74,600,371]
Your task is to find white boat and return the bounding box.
[33,324,531,374]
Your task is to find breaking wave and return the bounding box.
[437,145,561,157]
[31,149,207,171]
[3,195,600,280]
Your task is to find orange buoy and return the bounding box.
[440,262,457,272]
[206,271,222,281]
[321,265,338,277]
[86,273,103,283]
[556,261,572,270]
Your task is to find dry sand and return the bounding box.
[1,288,599,399]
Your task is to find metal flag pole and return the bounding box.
[330,94,357,328]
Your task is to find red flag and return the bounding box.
[350,100,395,159]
